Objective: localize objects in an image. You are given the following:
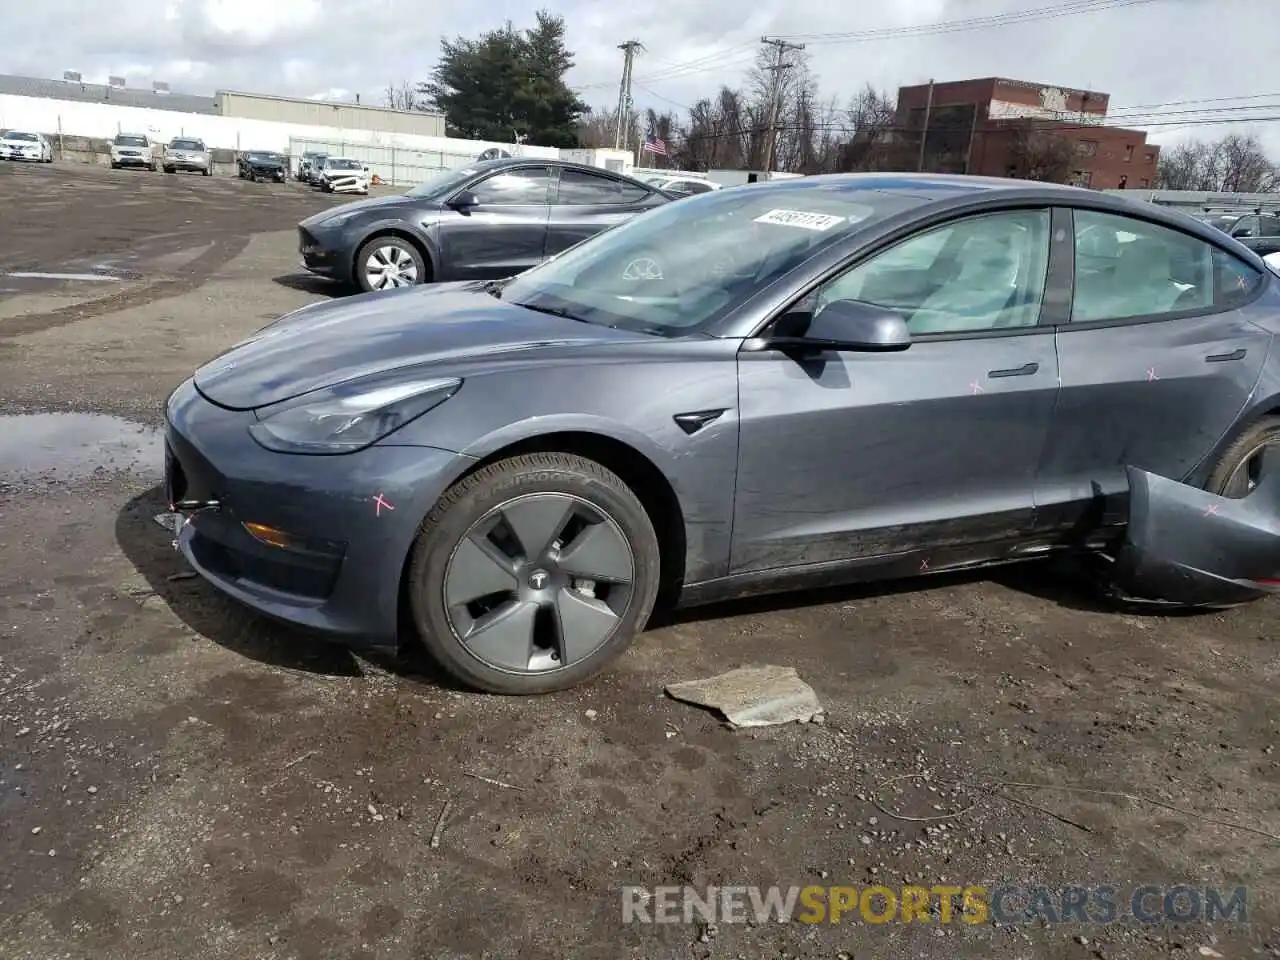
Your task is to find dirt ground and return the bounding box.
[1,161,1278,960]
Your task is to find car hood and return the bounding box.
[193,284,652,411]
[300,195,417,227]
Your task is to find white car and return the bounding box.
[1265,251,1280,272]
[641,174,720,198]
[1,130,53,163]
[110,133,158,171]
[314,156,371,194]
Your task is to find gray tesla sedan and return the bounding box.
[296,157,670,292]
[165,173,1280,695]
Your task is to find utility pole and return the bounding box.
[614,40,644,150]
[760,36,805,175]
[916,78,935,173]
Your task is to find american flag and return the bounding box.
[642,135,667,156]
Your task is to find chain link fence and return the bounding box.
[287,138,559,187]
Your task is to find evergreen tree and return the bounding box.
[419,11,588,148]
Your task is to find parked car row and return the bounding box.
[109,132,213,175]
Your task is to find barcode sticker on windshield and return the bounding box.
[753,209,846,231]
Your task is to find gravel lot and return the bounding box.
[1,161,1279,960]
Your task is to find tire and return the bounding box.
[354,235,427,292]
[163,166,174,174]
[110,162,119,170]
[406,453,662,694]
[1205,415,1280,499]
[203,167,211,177]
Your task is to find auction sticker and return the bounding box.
[753,209,846,231]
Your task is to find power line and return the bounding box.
[578,0,1179,95]
[774,0,1167,43]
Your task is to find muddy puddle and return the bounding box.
[0,413,162,481]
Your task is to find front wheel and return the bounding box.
[407,453,662,694]
[355,236,426,292]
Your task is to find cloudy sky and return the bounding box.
[1,0,1276,152]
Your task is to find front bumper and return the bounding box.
[163,377,471,648]
[297,226,351,282]
[247,166,286,180]
[4,149,42,161]
[113,154,152,167]
[168,159,209,171]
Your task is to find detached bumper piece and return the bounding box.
[1110,449,1280,608]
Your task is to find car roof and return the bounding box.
[474,156,657,185]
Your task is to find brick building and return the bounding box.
[894,77,1159,189]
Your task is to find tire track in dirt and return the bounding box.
[0,233,250,339]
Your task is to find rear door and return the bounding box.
[437,165,553,281]
[1033,206,1272,535]
[545,168,662,257]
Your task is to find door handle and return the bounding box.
[1206,348,1247,363]
[988,362,1039,378]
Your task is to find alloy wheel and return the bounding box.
[442,493,636,674]
[364,245,420,289]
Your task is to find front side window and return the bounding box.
[470,167,552,205]
[498,182,925,334]
[1070,209,1217,322]
[1257,216,1280,238]
[556,169,649,205]
[814,209,1051,335]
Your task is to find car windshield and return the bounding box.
[327,159,361,170]
[114,135,147,146]
[404,166,481,199]
[499,182,919,335]
[5,132,37,141]
[171,139,203,150]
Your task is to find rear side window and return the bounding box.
[557,169,650,205]
[1070,210,1216,322]
[1211,247,1264,308]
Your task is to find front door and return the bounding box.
[733,207,1063,575]
[544,167,657,258]
[1034,206,1271,533]
[438,165,553,281]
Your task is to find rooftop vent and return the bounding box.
[63,70,82,82]
[153,80,169,94]
[108,75,126,89]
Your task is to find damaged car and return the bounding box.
[314,156,370,195]
[238,150,287,182]
[162,173,1280,695]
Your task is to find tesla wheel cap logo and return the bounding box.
[528,570,550,590]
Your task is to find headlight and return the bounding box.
[248,376,461,455]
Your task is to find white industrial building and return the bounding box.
[0,73,633,185]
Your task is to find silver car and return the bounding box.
[109,133,157,171]
[163,137,212,176]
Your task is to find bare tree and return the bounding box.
[1005,120,1075,183]
[838,84,901,172]
[1156,133,1277,192]
[383,81,418,112]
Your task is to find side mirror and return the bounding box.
[768,299,912,353]
[448,190,479,210]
